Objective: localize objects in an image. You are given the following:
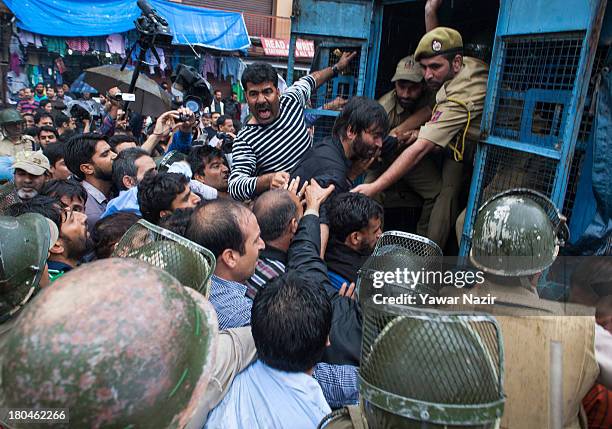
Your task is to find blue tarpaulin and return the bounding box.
[3,0,251,51]
[567,64,612,255]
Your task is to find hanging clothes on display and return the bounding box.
[106,34,126,57]
[55,58,67,74]
[10,53,21,74]
[17,30,43,48]
[10,35,24,59]
[88,36,107,53]
[232,82,244,103]
[202,53,218,78]
[6,70,30,96]
[219,56,246,86]
[66,38,90,53]
[44,37,67,57]
[145,47,167,75]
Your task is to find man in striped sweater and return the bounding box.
[229,53,356,201]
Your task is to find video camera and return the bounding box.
[135,0,173,45]
[171,64,213,116]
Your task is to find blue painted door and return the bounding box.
[459,0,608,255]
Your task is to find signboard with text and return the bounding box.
[261,38,315,58]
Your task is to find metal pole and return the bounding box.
[122,46,147,113]
[549,340,563,429]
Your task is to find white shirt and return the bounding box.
[205,360,331,429]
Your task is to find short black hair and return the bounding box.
[34,111,53,125]
[188,146,225,178]
[185,199,248,258]
[253,190,297,242]
[251,271,332,372]
[112,147,149,191]
[137,171,189,224]
[37,125,59,140]
[241,62,278,91]
[158,206,196,237]
[23,127,38,138]
[41,179,88,205]
[93,212,140,259]
[332,96,389,141]
[54,113,70,129]
[108,134,138,151]
[39,99,52,109]
[42,140,65,166]
[328,192,383,242]
[5,195,62,229]
[63,133,107,180]
[216,114,232,128]
[58,129,77,143]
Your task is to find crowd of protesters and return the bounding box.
[1,1,611,428]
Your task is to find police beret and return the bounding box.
[414,27,463,61]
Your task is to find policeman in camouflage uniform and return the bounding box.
[441,189,600,429]
[0,108,30,157]
[319,231,505,429]
[0,258,255,428]
[354,27,488,251]
[0,213,57,341]
[318,308,505,428]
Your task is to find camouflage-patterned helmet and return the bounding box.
[0,213,54,323]
[359,307,505,428]
[357,231,442,306]
[0,108,24,126]
[470,189,568,277]
[1,258,218,429]
[112,220,216,296]
[123,240,213,295]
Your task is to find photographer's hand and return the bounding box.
[141,110,178,155]
[177,107,196,133]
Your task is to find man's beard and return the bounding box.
[398,98,418,111]
[17,188,38,200]
[358,239,375,254]
[351,133,378,161]
[427,69,456,92]
[64,235,91,262]
[93,165,112,181]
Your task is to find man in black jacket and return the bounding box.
[325,192,383,289]
[249,181,363,367]
[291,97,390,254]
[291,97,390,196]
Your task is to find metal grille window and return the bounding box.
[490,33,584,148]
[310,45,362,109]
[479,146,557,203]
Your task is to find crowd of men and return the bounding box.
[1,1,611,428]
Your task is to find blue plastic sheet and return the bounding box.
[3,0,250,51]
[567,65,612,255]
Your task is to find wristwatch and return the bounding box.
[332,64,339,77]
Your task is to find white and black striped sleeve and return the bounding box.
[228,135,258,201]
[283,75,316,108]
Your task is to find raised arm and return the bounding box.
[425,0,444,32]
[310,51,358,90]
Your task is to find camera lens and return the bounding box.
[185,99,200,113]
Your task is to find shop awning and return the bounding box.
[2,0,251,51]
